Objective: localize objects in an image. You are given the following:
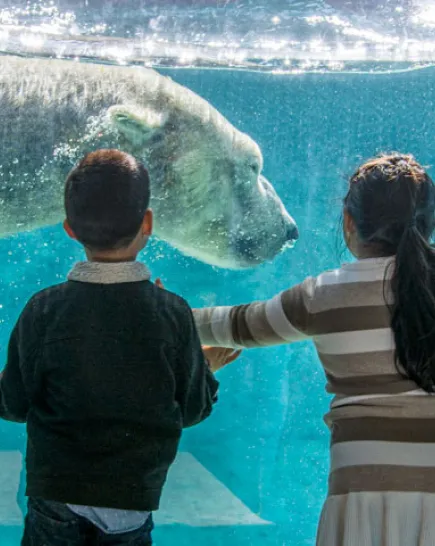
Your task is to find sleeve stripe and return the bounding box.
[265,293,308,342]
[209,306,241,347]
[243,303,288,346]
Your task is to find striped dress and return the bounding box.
[193,256,435,546]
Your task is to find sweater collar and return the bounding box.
[67,261,151,284]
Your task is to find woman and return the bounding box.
[193,153,435,545]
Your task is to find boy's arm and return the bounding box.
[192,277,317,349]
[0,297,40,423]
[0,322,30,423]
[176,305,220,429]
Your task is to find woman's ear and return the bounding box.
[63,219,77,240]
[343,209,356,236]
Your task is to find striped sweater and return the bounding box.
[193,256,435,496]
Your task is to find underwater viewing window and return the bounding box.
[1,2,435,545]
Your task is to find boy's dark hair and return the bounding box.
[344,153,435,392]
[65,149,150,250]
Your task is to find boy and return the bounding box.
[0,149,240,545]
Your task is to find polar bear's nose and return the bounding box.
[287,223,299,242]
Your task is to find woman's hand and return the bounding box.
[202,346,242,373]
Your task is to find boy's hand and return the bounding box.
[202,346,242,373]
[155,278,164,289]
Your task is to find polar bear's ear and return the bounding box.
[108,105,168,144]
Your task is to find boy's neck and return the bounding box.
[85,249,138,263]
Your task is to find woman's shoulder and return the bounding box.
[315,257,392,288]
[304,259,390,315]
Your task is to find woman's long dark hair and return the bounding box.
[344,153,435,392]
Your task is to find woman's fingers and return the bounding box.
[223,349,242,364]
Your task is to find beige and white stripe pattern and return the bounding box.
[193,256,435,545]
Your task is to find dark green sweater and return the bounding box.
[0,261,218,511]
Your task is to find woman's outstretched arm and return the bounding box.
[192,277,317,349]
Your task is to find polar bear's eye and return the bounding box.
[249,163,260,174]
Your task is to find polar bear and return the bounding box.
[0,55,298,268]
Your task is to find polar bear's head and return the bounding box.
[108,99,298,269]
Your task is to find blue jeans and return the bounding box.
[21,498,154,545]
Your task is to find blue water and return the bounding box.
[1,66,435,545]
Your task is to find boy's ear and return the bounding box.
[63,219,77,240]
[143,209,153,237]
